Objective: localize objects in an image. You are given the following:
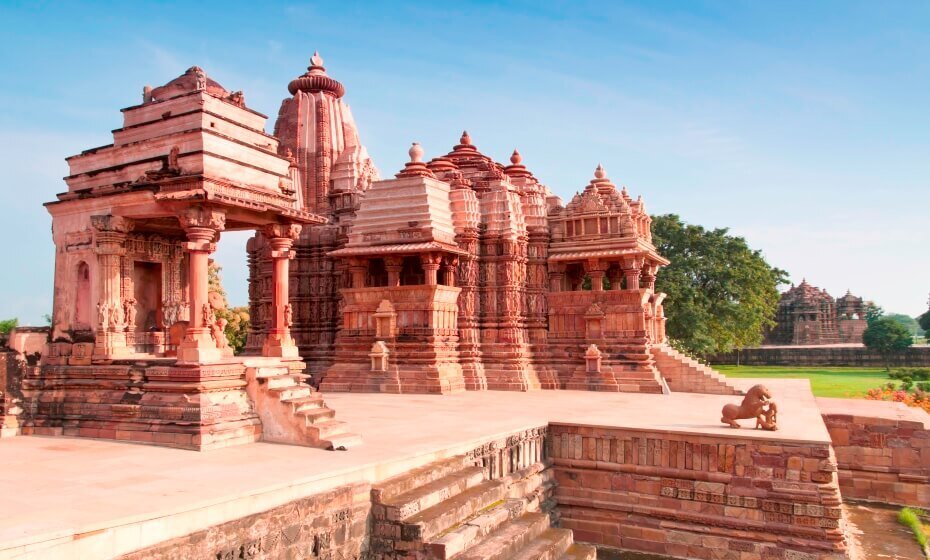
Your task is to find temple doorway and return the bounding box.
[133,261,162,332]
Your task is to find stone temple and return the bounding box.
[765,280,867,345]
[1,54,927,560]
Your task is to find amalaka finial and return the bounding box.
[511,149,522,165]
[460,130,471,145]
[409,142,424,163]
[594,164,606,179]
[310,51,324,69]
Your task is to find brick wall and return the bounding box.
[818,398,930,508]
[550,424,852,560]
[118,482,370,560]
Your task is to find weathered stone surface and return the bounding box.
[819,397,930,508]
[118,482,370,560]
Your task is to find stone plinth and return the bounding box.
[321,285,466,394]
[549,290,664,393]
[551,423,852,560]
[22,361,261,450]
[818,397,930,508]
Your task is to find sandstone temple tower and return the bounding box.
[246,53,379,376]
[765,280,867,345]
[245,55,712,396]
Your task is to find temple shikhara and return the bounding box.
[5,52,926,560]
[765,280,868,345]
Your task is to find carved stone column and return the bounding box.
[608,266,623,291]
[92,215,132,358]
[262,223,301,358]
[641,263,657,292]
[421,253,441,286]
[622,255,644,291]
[347,258,368,289]
[548,263,566,292]
[585,259,608,292]
[442,256,459,287]
[177,206,225,363]
[385,256,403,287]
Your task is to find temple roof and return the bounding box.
[149,66,229,101]
[287,52,346,98]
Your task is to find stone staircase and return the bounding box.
[564,342,666,394]
[244,358,361,450]
[651,344,741,395]
[371,455,596,560]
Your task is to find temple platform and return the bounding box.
[0,379,833,559]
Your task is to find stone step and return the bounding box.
[322,431,362,451]
[373,455,471,503]
[250,366,290,379]
[510,528,574,560]
[399,478,507,543]
[454,512,551,560]
[280,395,326,414]
[309,419,353,438]
[561,543,597,560]
[427,499,526,560]
[383,465,487,521]
[269,385,312,401]
[296,407,335,424]
[266,374,298,389]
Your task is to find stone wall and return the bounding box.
[1,349,26,437]
[710,346,930,367]
[119,482,370,560]
[550,423,852,560]
[818,398,930,508]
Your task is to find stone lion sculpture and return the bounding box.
[720,384,778,431]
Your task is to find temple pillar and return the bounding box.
[177,206,225,363]
[442,256,458,287]
[262,223,302,358]
[422,253,441,285]
[622,256,644,291]
[347,258,368,288]
[385,256,402,287]
[585,259,607,292]
[608,266,623,291]
[642,264,657,292]
[91,215,132,358]
[548,264,565,292]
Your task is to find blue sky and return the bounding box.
[1,1,928,324]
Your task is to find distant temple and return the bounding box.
[765,280,867,345]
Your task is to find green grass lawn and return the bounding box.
[714,365,890,398]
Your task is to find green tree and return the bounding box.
[863,317,913,370]
[207,261,250,354]
[0,318,18,335]
[864,302,884,325]
[651,214,787,356]
[918,310,930,335]
[886,313,922,337]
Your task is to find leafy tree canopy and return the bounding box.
[864,302,884,325]
[863,317,913,369]
[0,318,18,335]
[207,261,250,354]
[651,214,787,356]
[918,309,930,335]
[885,313,923,337]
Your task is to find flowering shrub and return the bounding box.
[865,385,930,414]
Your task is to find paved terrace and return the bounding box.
[0,379,826,560]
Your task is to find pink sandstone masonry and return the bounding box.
[818,397,930,508]
[550,423,851,560]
